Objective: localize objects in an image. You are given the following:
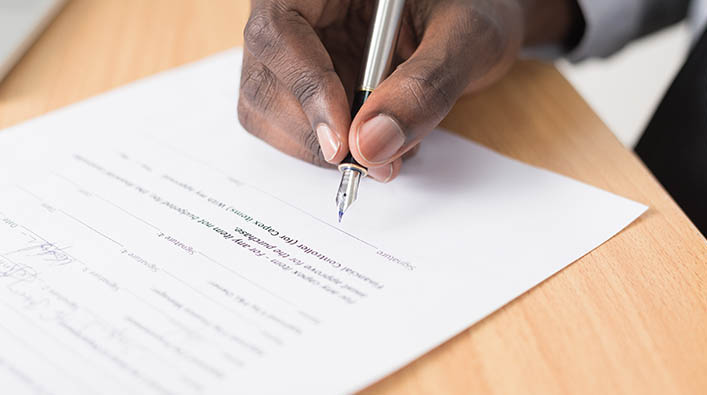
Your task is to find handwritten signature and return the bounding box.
[6,242,74,266]
[0,257,38,283]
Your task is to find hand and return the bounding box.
[238,0,582,182]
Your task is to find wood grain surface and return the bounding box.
[0,1,705,394]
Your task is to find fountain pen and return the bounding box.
[336,0,406,222]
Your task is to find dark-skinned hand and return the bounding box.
[238,0,582,182]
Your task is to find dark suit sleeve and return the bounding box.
[635,27,707,235]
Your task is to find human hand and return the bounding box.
[238,0,581,182]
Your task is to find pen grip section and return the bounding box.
[351,90,372,118]
[342,90,373,167]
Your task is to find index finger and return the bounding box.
[244,0,351,164]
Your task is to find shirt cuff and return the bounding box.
[522,0,643,62]
[568,0,643,61]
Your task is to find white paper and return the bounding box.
[0,49,646,394]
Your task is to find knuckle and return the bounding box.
[399,63,454,120]
[289,69,324,108]
[240,62,278,112]
[244,7,281,59]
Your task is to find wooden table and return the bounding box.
[1,1,705,394]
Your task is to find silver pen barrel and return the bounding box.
[358,0,406,92]
[336,0,406,222]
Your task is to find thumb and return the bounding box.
[349,4,519,168]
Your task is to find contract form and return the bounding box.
[0,49,646,394]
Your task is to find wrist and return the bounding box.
[517,0,585,49]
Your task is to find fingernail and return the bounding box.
[368,164,395,183]
[316,123,340,162]
[356,114,405,165]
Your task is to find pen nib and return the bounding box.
[336,167,362,223]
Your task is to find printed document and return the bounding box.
[0,49,646,394]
